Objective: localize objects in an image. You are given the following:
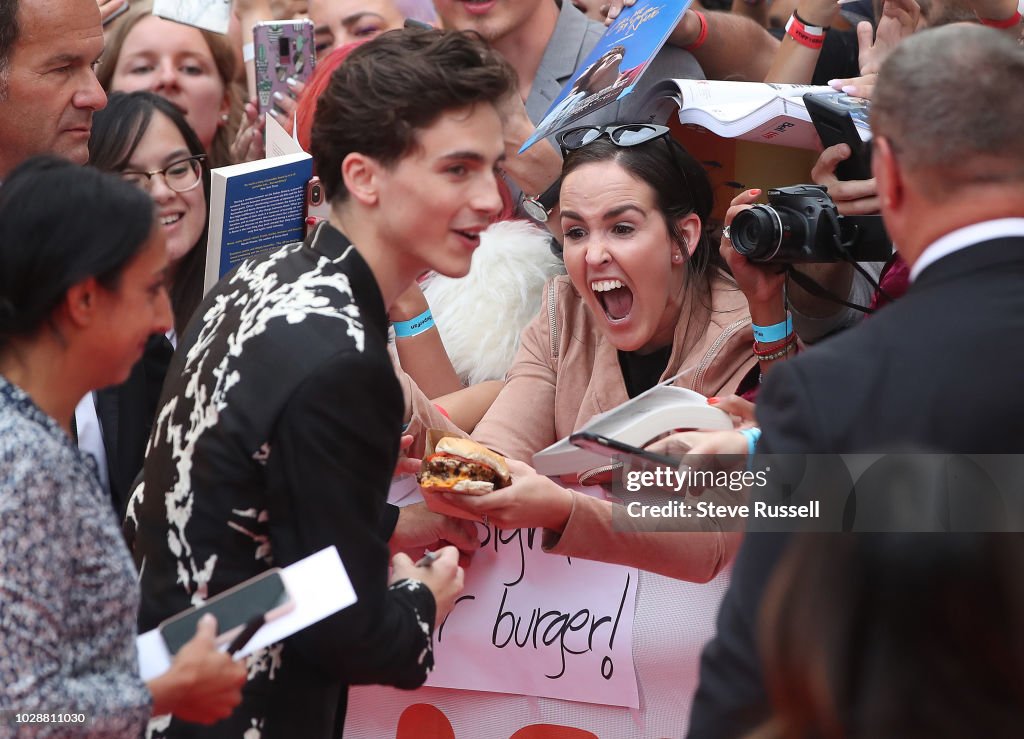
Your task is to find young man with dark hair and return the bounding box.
[130,28,515,739]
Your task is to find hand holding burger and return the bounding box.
[418,437,512,494]
[434,456,576,533]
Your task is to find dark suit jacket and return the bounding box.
[687,236,1024,738]
[94,334,174,519]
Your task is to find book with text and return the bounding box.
[204,152,313,294]
[521,0,691,151]
[641,81,872,149]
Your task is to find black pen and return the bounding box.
[226,614,266,656]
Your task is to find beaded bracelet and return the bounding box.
[785,11,828,49]
[753,338,797,361]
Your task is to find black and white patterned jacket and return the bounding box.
[130,222,435,739]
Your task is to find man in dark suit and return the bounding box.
[688,24,1024,738]
[0,0,155,519]
[94,335,174,517]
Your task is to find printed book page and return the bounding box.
[640,81,871,149]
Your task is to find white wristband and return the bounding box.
[243,42,255,63]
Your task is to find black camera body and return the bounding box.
[730,184,891,264]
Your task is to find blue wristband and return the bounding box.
[752,312,793,343]
[738,427,762,460]
[393,309,434,338]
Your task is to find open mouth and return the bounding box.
[160,213,184,226]
[591,279,633,322]
[453,229,482,247]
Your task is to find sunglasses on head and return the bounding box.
[558,122,692,205]
[557,123,671,154]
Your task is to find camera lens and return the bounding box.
[730,206,783,262]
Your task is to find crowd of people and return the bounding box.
[1,0,1023,737]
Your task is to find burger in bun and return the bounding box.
[418,437,511,494]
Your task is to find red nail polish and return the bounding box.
[305,216,318,226]
[708,397,720,404]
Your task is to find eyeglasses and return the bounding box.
[121,155,206,193]
[557,123,670,154]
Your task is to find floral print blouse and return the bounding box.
[0,375,151,737]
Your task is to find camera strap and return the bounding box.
[784,266,876,314]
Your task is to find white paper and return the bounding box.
[264,112,305,158]
[137,546,356,681]
[153,0,232,35]
[389,483,641,708]
[532,384,733,476]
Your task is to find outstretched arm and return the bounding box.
[605,1,780,81]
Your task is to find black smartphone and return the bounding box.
[158,569,292,655]
[803,92,873,181]
[570,431,684,469]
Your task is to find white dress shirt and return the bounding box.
[910,218,1024,282]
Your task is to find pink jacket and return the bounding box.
[402,271,756,581]
[473,272,756,462]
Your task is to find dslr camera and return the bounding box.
[729,185,891,264]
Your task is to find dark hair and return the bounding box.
[758,533,1024,739]
[89,90,208,334]
[562,135,718,277]
[311,27,517,202]
[560,135,725,357]
[0,156,155,348]
[0,0,18,98]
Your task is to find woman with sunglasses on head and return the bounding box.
[430,123,788,579]
[79,91,210,517]
[407,123,784,736]
[0,156,246,734]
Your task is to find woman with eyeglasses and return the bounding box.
[90,91,210,339]
[80,91,210,518]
